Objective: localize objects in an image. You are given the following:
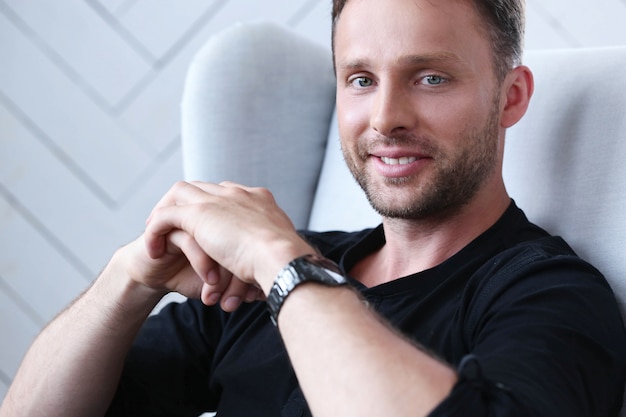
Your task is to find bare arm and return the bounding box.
[0,233,206,417]
[277,284,457,416]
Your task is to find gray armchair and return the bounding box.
[181,22,626,415]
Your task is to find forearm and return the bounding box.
[1,250,165,417]
[278,284,457,417]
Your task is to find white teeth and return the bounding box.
[380,156,417,165]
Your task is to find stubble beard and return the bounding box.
[342,102,501,222]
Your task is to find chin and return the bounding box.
[366,183,475,221]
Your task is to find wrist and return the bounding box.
[266,254,348,326]
[105,246,168,314]
[255,237,319,295]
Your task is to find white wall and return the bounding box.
[1,0,625,402]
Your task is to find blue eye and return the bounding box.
[352,77,373,87]
[422,75,446,85]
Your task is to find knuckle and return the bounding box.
[252,186,275,201]
[172,180,189,190]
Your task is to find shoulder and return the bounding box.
[468,235,609,306]
[461,235,624,346]
[471,202,609,297]
[481,235,603,289]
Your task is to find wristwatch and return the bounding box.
[267,254,348,326]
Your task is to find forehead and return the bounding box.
[334,0,492,72]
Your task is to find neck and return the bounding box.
[351,183,510,287]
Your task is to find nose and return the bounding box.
[370,83,416,136]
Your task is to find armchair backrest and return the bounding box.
[503,46,626,318]
[182,22,626,415]
[181,22,336,229]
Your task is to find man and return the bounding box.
[2,0,625,416]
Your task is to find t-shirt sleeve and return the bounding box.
[429,252,626,417]
[106,299,222,416]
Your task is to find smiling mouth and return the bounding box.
[380,156,418,165]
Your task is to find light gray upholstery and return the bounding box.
[504,46,626,318]
[182,22,626,415]
[181,22,336,228]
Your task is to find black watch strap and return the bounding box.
[267,254,348,326]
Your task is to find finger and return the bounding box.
[221,278,255,312]
[147,181,194,221]
[144,182,196,259]
[201,282,221,306]
[144,203,201,259]
[151,181,223,209]
[144,183,231,259]
[192,180,247,191]
[164,181,240,207]
[201,267,235,306]
[244,285,261,303]
[193,180,271,201]
[167,230,216,283]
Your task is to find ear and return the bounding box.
[500,65,534,128]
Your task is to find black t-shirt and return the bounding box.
[107,202,626,416]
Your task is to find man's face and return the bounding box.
[334,0,505,220]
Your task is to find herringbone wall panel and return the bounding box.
[1,0,625,403]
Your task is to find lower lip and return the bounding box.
[372,156,429,178]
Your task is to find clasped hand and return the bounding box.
[141,181,314,311]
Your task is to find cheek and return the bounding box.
[337,96,369,141]
[424,94,491,137]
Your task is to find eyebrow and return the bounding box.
[337,52,464,71]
